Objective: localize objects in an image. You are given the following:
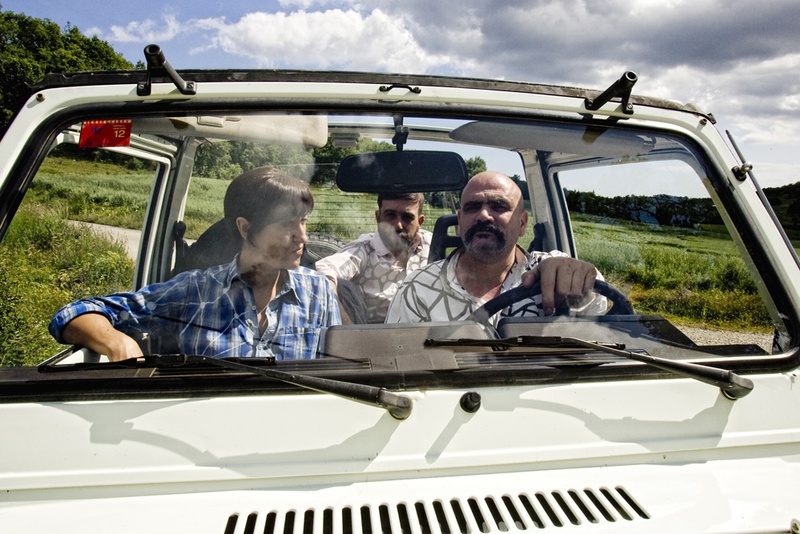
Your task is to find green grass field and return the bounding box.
[572,214,768,329]
[31,159,455,240]
[0,203,134,365]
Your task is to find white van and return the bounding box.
[0,46,798,533]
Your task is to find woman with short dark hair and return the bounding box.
[49,167,341,361]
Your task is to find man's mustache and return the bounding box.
[464,221,505,244]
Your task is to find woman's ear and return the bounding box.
[235,217,251,241]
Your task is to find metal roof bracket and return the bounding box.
[584,71,638,114]
[137,44,197,97]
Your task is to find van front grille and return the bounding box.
[223,486,649,534]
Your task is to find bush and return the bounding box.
[633,287,770,329]
[0,205,134,366]
[28,170,152,229]
[624,246,757,294]
[575,219,769,330]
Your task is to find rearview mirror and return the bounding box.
[336,151,469,193]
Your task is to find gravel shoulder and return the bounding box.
[677,326,772,353]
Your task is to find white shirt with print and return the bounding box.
[385,247,606,325]
[316,229,431,323]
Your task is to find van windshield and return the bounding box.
[0,109,787,391]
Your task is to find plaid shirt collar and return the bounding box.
[226,254,301,305]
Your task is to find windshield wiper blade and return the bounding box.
[425,336,754,400]
[158,355,412,420]
[426,336,626,351]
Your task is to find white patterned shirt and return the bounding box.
[316,229,432,323]
[385,248,606,325]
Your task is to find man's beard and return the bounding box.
[463,220,509,261]
[378,223,414,253]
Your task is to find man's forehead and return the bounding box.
[380,199,420,213]
[462,186,516,204]
[462,174,520,202]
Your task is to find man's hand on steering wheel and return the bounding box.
[522,257,598,316]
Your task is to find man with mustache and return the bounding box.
[316,192,431,323]
[385,171,605,324]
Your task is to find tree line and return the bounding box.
[565,184,799,242]
[763,182,800,242]
[0,10,134,132]
[564,190,722,228]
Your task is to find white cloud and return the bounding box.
[84,26,104,38]
[104,14,183,43]
[780,95,800,112]
[628,55,800,187]
[196,9,460,73]
[628,0,687,16]
[277,0,354,8]
[89,0,799,186]
[641,55,800,131]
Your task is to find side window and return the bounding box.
[559,159,772,351]
[0,141,155,366]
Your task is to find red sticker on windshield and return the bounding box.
[78,119,132,148]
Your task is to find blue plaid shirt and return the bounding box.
[49,260,341,359]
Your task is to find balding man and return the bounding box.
[385,171,605,324]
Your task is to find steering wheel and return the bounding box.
[468,279,633,321]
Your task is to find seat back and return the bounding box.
[171,219,239,276]
[528,222,546,253]
[429,214,462,263]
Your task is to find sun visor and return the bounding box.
[131,114,329,147]
[449,121,656,158]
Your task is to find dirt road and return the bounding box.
[79,222,142,259]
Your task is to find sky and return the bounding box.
[4,0,799,188]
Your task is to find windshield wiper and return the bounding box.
[427,336,627,351]
[158,355,413,419]
[425,336,754,399]
[40,353,413,420]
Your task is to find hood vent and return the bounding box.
[224,486,649,534]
